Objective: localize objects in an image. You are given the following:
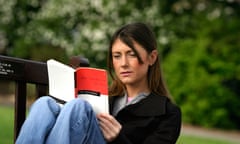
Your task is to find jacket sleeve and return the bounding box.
[108,129,132,144]
[143,104,182,144]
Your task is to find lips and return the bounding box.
[120,71,132,77]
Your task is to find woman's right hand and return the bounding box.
[97,113,122,142]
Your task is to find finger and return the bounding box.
[98,114,121,128]
[99,120,116,142]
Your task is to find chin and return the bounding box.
[121,80,134,85]
[119,77,136,85]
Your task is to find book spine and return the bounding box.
[74,71,77,98]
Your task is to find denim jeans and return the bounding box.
[16,96,106,144]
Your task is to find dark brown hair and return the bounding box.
[107,22,171,99]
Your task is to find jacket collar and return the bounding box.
[112,93,169,116]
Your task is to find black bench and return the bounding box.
[0,55,89,142]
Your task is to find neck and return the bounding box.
[125,85,150,98]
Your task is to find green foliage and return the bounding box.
[0,0,239,130]
[163,7,240,129]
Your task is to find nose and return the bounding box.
[120,55,129,67]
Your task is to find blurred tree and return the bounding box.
[163,0,240,129]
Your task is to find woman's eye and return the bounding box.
[113,55,121,59]
[129,52,137,57]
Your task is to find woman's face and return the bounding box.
[112,39,153,87]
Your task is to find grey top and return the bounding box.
[112,92,149,116]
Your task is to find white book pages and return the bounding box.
[78,94,109,114]
[47,59,75,102]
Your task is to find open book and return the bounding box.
[47,59,109,114]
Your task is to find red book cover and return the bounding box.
[75,68,108,96]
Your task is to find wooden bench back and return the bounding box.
[0,55,89,142]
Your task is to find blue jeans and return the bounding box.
[16,96,106,144]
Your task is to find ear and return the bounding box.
[149,49,158,66]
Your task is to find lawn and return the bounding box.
[0,105,14,144]
[0,105,238,144]
[177,135,237,144]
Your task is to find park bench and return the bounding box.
[0,55,89,142]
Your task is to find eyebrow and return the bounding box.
[112,49,134,54]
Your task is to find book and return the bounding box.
[47,59,109,114]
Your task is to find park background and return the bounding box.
[0,0,239,143]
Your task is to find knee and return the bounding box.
[66,98,94,115]
[31,96,60,116]
[64,99,96,126]
[34,96,55,106]
[37,96,54,102]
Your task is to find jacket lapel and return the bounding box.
[113,93,169,117]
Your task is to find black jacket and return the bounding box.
[108,93,181,144]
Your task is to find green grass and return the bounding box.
[0,105,14,144]
[177,135,237,144]
[0,105,238,144]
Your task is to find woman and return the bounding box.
[16,22,181,144]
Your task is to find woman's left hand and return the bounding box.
[97,113,122,142]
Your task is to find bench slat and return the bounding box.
[0,55,48,84]
[15,81,27,140]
